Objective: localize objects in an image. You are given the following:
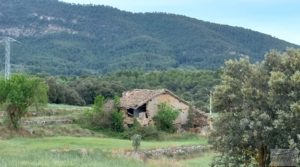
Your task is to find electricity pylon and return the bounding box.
[0,37,18,80]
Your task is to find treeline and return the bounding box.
[45,70,220,111]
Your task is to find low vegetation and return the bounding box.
[131,134,142,152]
[0,102,212,166]
[153,103,180,133]
[80,95,124,133]
[0,136,212,167]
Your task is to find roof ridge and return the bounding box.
[120,88,189,109]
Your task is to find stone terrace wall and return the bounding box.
[124,145,211,160]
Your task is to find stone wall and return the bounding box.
[21,117,74,126]
[124,145,211,160]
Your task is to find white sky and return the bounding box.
[61,0,300,45]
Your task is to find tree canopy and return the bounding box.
[210,49,300,166]
[0,74,48,129]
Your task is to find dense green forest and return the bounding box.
[45,70,220,111]
[0,0,297,75]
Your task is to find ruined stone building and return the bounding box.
[120,89,210,130]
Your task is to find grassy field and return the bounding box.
[0,104,215,166]
[0,136,213,167]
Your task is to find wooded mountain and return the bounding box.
[0,0,298,75]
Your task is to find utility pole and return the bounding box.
[209,90,213,116]
[0,37,18,80]
[209,90,214,130]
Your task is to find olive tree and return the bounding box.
[0,74,48,129]
[210,49,300,167]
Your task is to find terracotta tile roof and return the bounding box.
[120,89,189,109]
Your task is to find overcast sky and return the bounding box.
[61,0,300,45]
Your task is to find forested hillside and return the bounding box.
[0,0,298,75]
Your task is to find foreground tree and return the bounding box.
[0,74,48,129]
[211,49,300,166]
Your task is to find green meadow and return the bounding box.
[0,136,214,167]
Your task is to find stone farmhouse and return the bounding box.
[120,89,210,130]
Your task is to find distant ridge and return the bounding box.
[0,0,298,75]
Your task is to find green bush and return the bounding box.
[110,96,124,132]
[79,108,111,130]
[93,95,105,113]
[79,95,110,130]
[110,110,124,132]
[80,96,125,132]
[122,124,161,140]
[153,103,180,133]
[92,112,112,129]
[137,125,161,140]
[122,119,162,140]
[131,134,141,152]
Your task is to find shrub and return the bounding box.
[138,125,161,140]
[185,106,195,129]
[110,110,124,132]
[123,124,161,140]
[110,96,124,132]
[131,134,141,152]
[79,95,110,130]
[80,95,125,132]
[91,111,111,129]
[153,103,180,133]
[93,95,105,113]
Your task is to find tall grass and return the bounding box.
[0,136,212,167]
[0,136,207,151]
[0,150,143,167]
